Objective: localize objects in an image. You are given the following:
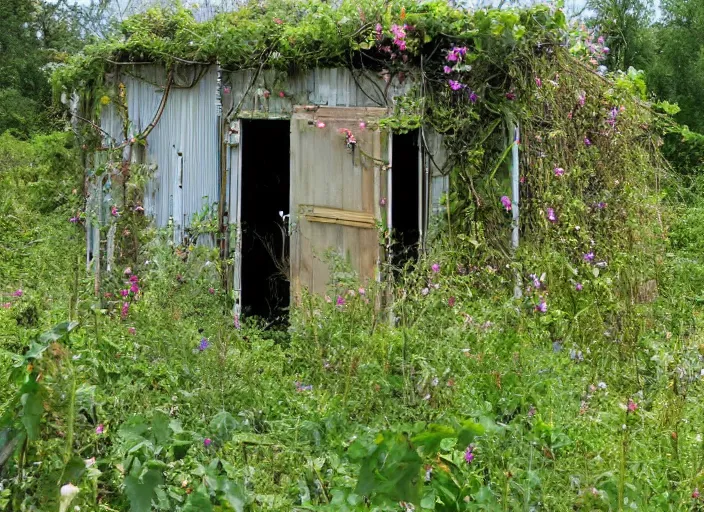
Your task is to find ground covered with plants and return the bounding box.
[3,0,704,511]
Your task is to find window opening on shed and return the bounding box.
[390,129,421,271]
[240,120,290,321]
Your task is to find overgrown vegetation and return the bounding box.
[2,0,704,511]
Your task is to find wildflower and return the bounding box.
[390,23,406,40]
[464,445,475,464]
[448,296,456,307]
[431,377,439,387]
[359,122,366,130]
[379,197,387,207]
[443,65,453,74]
[233,314,240,330]
[527,406,536,418]
[547,208,557,223]
[584,137,592,146]
[134,205,145,212]
[95,424,105,435]
[583,252,594,262]
[336,296,346,307]
[358,287,365,296]
[535,77,542,87]
[535,300,547,313]
[121,302,129,319]
[198,338,209,351]
[597,381,607,390]
[506,92,516,100]
[530,274,541,288]
[575,282,583,291]
[597,36,605,44]
[693,489,700,499]
[130,284,139,294]
[204,438,212,447]
[421,287,429,296]
[316,121,326,129]
[448,80,463,91]
[554,167,565,177]
[208,287,215,294]
[128,327,136,335]
[124,267,132,275]
[597,201,607,209]
[627,399,638,413]
[12,289,23,297]
[469,91,478,103]
[69,216,78,223]
[578,93,586,106]
[603,46,610,54]
[111,206,119,217]
[278,91,285,98]
[500,195,512,212]
[431,263,440,273]
[121,289,129,297]
[375,23,382,40]
[129,275,139,284]
[1,302,11,309]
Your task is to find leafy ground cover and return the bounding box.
[1,130,704,512]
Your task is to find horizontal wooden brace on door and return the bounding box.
[299,205,377,229]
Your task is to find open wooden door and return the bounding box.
[289,106,388,302]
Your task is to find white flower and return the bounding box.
[59,484,80,512]
[597,381,607,390]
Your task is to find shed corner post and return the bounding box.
[511,121,522,299]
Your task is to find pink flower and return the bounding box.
[448,296,456,307]
[547,208,557,223]
[627,399,638,413]
[443,66,453,74]
[693,488,700,499]
[279,91,285,98]
[554,167,565,177]
[379,197,387,207]
[134,205,144,212]
[431,263,440,273]
[358,287,365,296]
[208,287,215,294]
[130,284,139,294]
[204,438,212,447]
[129,275,139,284]
[375,23,383,40]
[501,195,512,211]
[128,327,136,335]
[121,289,129,297]
[584,137,592,146]
[575,283,583,291]
[12,289,23,298]
[316,121,326,129]
[359,122,366,130]
[111,206,119,217]
[95,424,104,435]
[535,77,542,87]
[234,314,241,329]
[448,80,464,91]
[1,302,11,309]
[578,93,586,107]
[336,296,346,307]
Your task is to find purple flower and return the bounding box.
[530,274,541,289]
[584,137,592,146]
[130,284,139,294]
[69,217,78,223]
[121,289,129,297]
[575,282,583,291]
[578,93,586,106]
[535,77,542,87]
[464,445,475,464]
[375,23,382,40]
[233,314,241,330]
[431,263,440,273]
[583,252,595,262]
[443,65,453,74]
[204,438,212,447]
[597,202,607,209]
[129,275,139,284]
[390,24,405,40]
[469,91,478,103]
[12,289,23,298]
[501,195,512,212]
[554,167,565,177]
[336,296,346,307]
[198,338,209,351]
[535,300,547,313]
[446,49,458,62]
[547,207,557,223]
[448,80,463,91]
[506,92,516,100]
[95,424,104,435]
[603,46,610,54]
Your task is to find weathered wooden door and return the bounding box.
[289,106,388,302]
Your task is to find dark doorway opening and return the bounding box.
[240,120,290,321]
[391,130,420,271]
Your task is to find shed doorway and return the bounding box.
[391,129,421,271]
[240,120,290,320]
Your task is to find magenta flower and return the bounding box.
[501,195,512,212]
[204,438,212,448]
[69,217,78,223]
[121,302,129,319]
[128,327,136,335]
[120,289,129,297]
[547,208,557,223]
[443,65,453,74]
[336,296,346,307]
[554,167,565,177]
[535,77,542,87]
[198,338,209,351]
[448,80,463,91]
[575,282,583,291]
[584,137,592,146]
[506,92,516,100]
[390,23,405,39]
[464,445,475,464]
[359,122,366,130]
[627,399,638,413]
[129,275,139,284]
[448,296,456,307]
[12,289,23,298]
[111,206,119,217]
[469,91,478,103]
[693,489,700,499]
[583,252,595,262]
[431,263,440,273]
[535,300,547,313]
[95,424,104,435]
[375,23,382,40]
[130,284,139,294]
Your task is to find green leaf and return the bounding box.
[38,321,79,343]
[124,468,163,512]
[21,388,43,441]
[219,478,246,512]
[62,456,87,483]
[24,342,49,361]
[420,488,436,509]
[151,411,171,447]
[182,490,213,512]
[209,411,239,443]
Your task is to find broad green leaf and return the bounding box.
[209,411,239,443]
[151,411,171,447]
[38,321,79,343]
[182,490,213,512]
[124,468,163,512]
[21,390,43,441]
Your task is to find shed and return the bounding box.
[87,63,450,318]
